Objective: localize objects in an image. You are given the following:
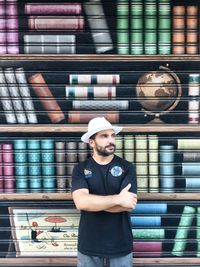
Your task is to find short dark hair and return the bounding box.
[89,133,97,141]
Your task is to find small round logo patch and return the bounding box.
[110,166,123,177]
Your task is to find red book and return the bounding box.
[28,16,84,31]
[25,3,82,15]
[3,144,14,193]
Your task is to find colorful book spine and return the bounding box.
[0,0,6,54]
[27,139,41,192]
[72,100,128,110]
[131,0,143,55]
[24,35,76,54]
[29,73,65,123]
[66,86,116,99]
[68,111,119,124]
[148,135,159,192]
[196,207,200,257]
[3,143,14,193]
[41,139,55,192]
[132,228,165,239]
[172,6,185,54]
[0,67,16,123]
[14,139,28,192]
[117,0,129,54]
[115,135,123,158]
[144,0,157,54]
[185,177,200,191]
[172,206,195,256]
[159,145,175,192]
[158,0,171,54]
[15,67,38,124]
[135,135,148,192]
[25,3,82,15]
[6,0,19,54]
[186,6,198,54]
[69,74,120,85]
[183,152,200,161]
[55,141,67,192]
[28,16,84,31]
[66,141,77,188]
[133,241,162,257]
[188,73,200,124]
[83,0,113,53]
[131,216,161,227]
[182,162,200,176]
[131,202,167,214]
[78,142,88,163]
[124,135,134,162]
[0,145,2,192]
[4,67,27,124]
[178,139,200,150]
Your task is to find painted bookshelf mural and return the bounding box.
[0,0,199,55]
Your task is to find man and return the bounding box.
[72,117,137,267]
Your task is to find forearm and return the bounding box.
[105,205,132,213]
[73,191,119,212]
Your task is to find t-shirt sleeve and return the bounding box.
[71,164,89,192]
[120,163,137,194]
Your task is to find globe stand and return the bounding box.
[144,112,165,124]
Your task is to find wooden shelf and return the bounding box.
[1,257,200,266]
[0,124,200,133]
[0,192,200,201]
[1,54,200,62]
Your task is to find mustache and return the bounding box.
[106,144,116,148]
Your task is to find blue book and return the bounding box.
[131,203,167,214]
[131,216,161,227]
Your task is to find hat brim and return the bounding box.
[81,125,122,143]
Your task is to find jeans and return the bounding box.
[77,251,133,267]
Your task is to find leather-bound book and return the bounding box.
[68,111,119,123]
[29,73,65,123]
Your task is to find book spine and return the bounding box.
[159,145,175,192]
[29,73,65,123]
[66,86,116,99]
[117,0,129,54]
[25,3,82,15]
[41,139,55,192]
[144,0,157,55]
[69,74,120,84]
[68,111,119,124]
[83,0,113,53]
[0,0,6,54]
[24,35,76,54]
[72,100,128,110]
[186,5,198,54]
[178,138,200,150]
[27,139,41,192]
[131,215,161,227]
[158,0,171,54]
[28,16,84,31]
[131,202,167,214]
[185,178,200,191]
[15,67,38,124]
[130,0,143,55]
[188,73,200,124]
[183,152,200,161]
[133,241,162,257]
[3,143,14,193]
[132,228,165,239]
[148,135,159,192]
[115,135,123,158]
[0,145,3,192]
[78,141,88,163]
[14,139,28,192]
[135,135,148,192]
[0,67,16,123]
[196,207,200,256]
[182,162,200,176]
[6,0,19,54]
[172,6,185,54]
[55,141,67,192]
[4,67,27,124]
[172,206,195,256]
[66,141,77,190]
[124,135,134,162]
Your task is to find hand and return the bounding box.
[116,184,137,209]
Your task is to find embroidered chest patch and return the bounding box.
[84,169,92,179]
[110,166,123,177]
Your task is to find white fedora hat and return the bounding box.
[81,117,122,143]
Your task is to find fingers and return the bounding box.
[122,184,131,191]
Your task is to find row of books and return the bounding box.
[0,139,89,193]
[117,1,199,55]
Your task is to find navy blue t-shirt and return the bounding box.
[71,155,137,258]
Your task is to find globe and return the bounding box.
[136,66,182,123]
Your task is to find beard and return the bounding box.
[95,143,116,157]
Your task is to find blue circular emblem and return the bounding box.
[111,166,123,177]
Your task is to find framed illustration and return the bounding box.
[8,207,80,257]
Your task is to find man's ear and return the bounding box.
[89,139,95,148]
